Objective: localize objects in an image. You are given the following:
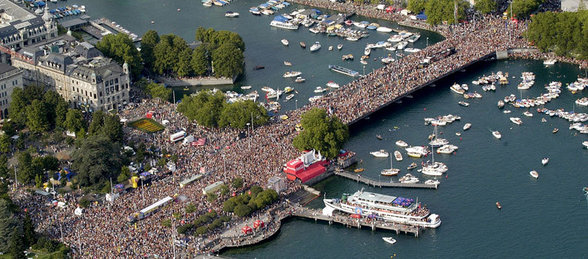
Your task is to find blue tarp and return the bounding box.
[416,12,427,20]
[273,15,289,22]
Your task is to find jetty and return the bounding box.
[334,169,439,189]
[85,18,142,42]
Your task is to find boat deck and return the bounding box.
[335,169,439,189]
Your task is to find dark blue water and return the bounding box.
[55,1,588,257]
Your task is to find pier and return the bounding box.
[334,169,439,189]
[85,18,141,42]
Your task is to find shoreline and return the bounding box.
[156,76,235,87]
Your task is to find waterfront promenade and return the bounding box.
[12,1,570,257]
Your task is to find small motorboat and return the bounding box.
[254,65,265,70]
[370,149,389,158]
[284,61,292,66]
[541,118,547,123]
[354,168,364,173]
[407,162,417,170]
[376,135,383,140]
[542,158,549,166]
[225,11,239,17]
[496,202,502,210]
[240,85,252,90]
[510,117,523,125]
[395,140,408,147]
[294,77,306,83]
[337,44,343,50]
[394,151,403,161]
[530,170,539,179]
[382,237,396,245]
[328,45,333,51]
[523,111,533,117]
[425,179,440,185]
[463,123,471,131]
[381,168,400,176]
[300,41,306,48]
[552,128,559,134]
[458,101,470,107]
[492,131,501,139]
[281,39,289,46]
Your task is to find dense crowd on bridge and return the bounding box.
[10,0,582,257]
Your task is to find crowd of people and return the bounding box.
[10,0,586,257]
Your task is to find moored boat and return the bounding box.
[407,162,417,170]
[541,157,549,166]
[299,41,306,48]
[328,65,360,77]
[510,117,523,125]
[492,131,501,139]
[394,150,403,161]
[529,170,539,179]
[281,39,289,46]
[382,237,396,244]
[294,77,305,83]
[283,71,302,78]
[395,140,408,147]
[310,41,321,52]
[370,149,389,158]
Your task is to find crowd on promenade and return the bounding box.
[10,0,584,257]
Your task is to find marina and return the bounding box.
[334,169,439,189]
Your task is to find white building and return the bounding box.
[0,63,22,119]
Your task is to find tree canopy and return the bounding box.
[527,11,588,59]
[95,33,143,78]
[424,0,468,26]
[140,30,160,73]
[292,108,349,159]
[8,86,70,132]
[474,0,497,14]
[71,135,123,188]
[507,0,541,18]
[153,34,190,75]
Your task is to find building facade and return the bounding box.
[0,1,57,50]
[0,63,22,119]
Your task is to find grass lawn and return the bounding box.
[128,118,165,133]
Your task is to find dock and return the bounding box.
[86,18,141,42]
[334,169,439,189]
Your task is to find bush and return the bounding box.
[220,215,231,222]
[177,223,194,235]
[185,203,197,214]
[234,204,252,217]
[222,199,236,212]
[195,226,208,236]
[232,177,243,189]
[78,197,91,208]
[206,193,217,202]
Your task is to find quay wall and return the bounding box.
[156,76,234,87]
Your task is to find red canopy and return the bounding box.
[241,225,253,234]
[351,214,361,219]
[385,6,394,13]
[253,220,265,228]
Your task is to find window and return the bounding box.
[99,91,102,97]
[115,78,118,84]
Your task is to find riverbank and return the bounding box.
[156,76,234,87]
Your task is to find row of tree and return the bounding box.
[135,78,173,101]
[527,11,588,59]
[177,90,269,129]
[140,27,245,78]
[222,186,279,217]
[95,33,143,78]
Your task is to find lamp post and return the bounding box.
[246,122,251,150]
[426,37,429,48]
[295,99,298,110]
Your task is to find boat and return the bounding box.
[583,141,588,149]
[510,117,523,125]
[429,125,448,147]
[381,56,395,64]
[405,146,428,158]
[360,59,368,65]
[381,155,400,176]
[300,41,306,48]
[492,131,501,139]
[270,17,299,30]
[523,111,533,117]
[310,41,321,52]
[394,151,403,161]
[281,39,289,46]
[285,94,295,101]
[424,179,440,185]
[450,83,465,95]
[387,34,403,43]
[496,202,502,210]
[541,158,549,166]
[407,34,421,43]
[497,100,505,109]
[314,86,328,93]
[382,237,396,244]
[463,123,471,131]
[326,81,340,88]
[529,170,539,179]
[399,173,420,184]
[552,128,559,134]
[324,190,441,228]
[377,26,393,33]
[342,54,354,61]
[543,58,557,65]
[284,61,292,66]
[407,162,417,170]
[376,135,383,140]
[254,65,265,70]
[240,85,252,90]
[458,101,469,107]
[420,149,447,176]
[261,86,274,92]
[503,110,512,114]
[308,96,322,102]
[328,46,333,51]
[337,44,343,50]
[541,118,547,123]
[436,145,458,154]
[283,86,294,94]
[364,48,371,56]
[404,48,421,53]
[370,149,389,158]
[283,71,302,78]
[225,11,239,17]
[328,65,360,77]
[576,97,588,107]
[395,140,408,147]
[294,77,305,83]
[354,168,364,173]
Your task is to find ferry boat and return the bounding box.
[270,16,299,30]
[328,65,359,77]
[323,190,441,228]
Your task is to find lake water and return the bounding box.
[52,1,588,257]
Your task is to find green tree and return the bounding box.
[26,99,49,133]
[101,114,123,143]
[0,155,9,180]
[153,34,189,75]
[233,204,252,217]
[54,98,69,129]
[408,0,427,13]
[8,228,25,259]
[22,211,36,248]
[88,110,104,135]
[146,82,172,102]
[65,108,84,133]
[232,177,244,189]
[42,156,59,171]
[211,43,244,78]
[176,90,225,128]
[0,135,11,154]
[292,108,349,159]
[96,33,143,78]
[16,152,34,184]
[474,0,497,14]
[223,198,237,212]
[191,46,209,76]
[42,90,62,129]
[425,0,468,25]
[141,30,160,72]
[0,199,19,253]
[71,135,122,187]
[219,100,268,129]
[175,48,193,77]
[508,0,540,18]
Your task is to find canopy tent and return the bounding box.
[241,225,253,234]
[253,220,265,228]
[392,197,414,207]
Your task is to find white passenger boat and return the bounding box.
[270,17,299,30]
[394,150,403,161]
[396,41,408,50]
[450,83,465,95]
[405,146,428,158]
[337,44,343,50]
[326,81,340,88]
[382,237,396,244]
[395,140,408,147]
[541,157,549,166]
[429,138,448,147]
[370,149,389,158]
[407,33,421,43]
[425,179,440,185]
[529,170,539,179]
[436,144,458,154]
[310,41,321,52]
[387,34,403,43]
[576,97,588,107]
[281,39,289,46]
[261,86,274,92]
[283,71,302,78]
[463,123,471,131]
[324,190,441,228]
[510,117,523,125]
[492,131,502,139]
[314,86,328,93]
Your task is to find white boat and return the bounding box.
[364,48,371,56]
[381,155,400,176]
[382,237,396,244]
[399,173,420,184]
[270,20,299,30]
[436,144,458,154]
[458,101,469,107]
[429,125,448,147]
[370,149,389,158]
[523,111,533,117]
[407,33,421,43]
[376,26,393,33]
[424,179,440,185]
[324,190,441,228]
[394,150,403,161]
[328,46,333,51]
[510,117,523,125]
[396,41,408,50]
[326,81,340,88]
[281,39,289,46]
[240,85,252,90]
[308,95,322,102]
[283,71,302,78]
[225,11,240,17]
[583,141,588,148]
[294,77,306,83]
[529,170,539,179]
[450,83,465,95]
[261,86,274,92]
[337,44,343,50]
[387,34,403,43]
[283,86,294,94]
[381,56,395,64]
[576,97,588,107]
[492,131,502,139]
[404,48,421,53]
[310,42,321,52]
[503,110,512,114]
[405,146,428,158]
[285,94,295,101]
[463,123,471,131]
[284,61,292,66]
[543,58,557,65]
[395,140,408,147]
[314,86,328,93]
[541,158,549,166]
